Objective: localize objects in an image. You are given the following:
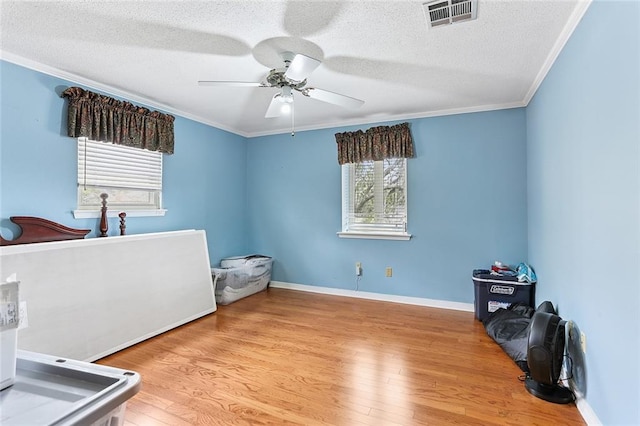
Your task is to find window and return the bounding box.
[73,138,165,218]
[339,158,411,240]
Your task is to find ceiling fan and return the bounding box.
[198,52,364,121]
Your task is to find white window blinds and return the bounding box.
[78,138,162,190]
[76,137,163,214]
[341,158,408,237]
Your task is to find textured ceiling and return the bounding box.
[0,1,588,137]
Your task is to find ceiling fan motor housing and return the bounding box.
[265,68,307,90]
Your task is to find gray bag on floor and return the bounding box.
[483,301,556,372]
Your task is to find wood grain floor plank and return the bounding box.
[98,288,585,425]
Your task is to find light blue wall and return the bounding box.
[3,2,637,421]
[246,110,529,303]
[0,60,248,263]
[526,1,639,424]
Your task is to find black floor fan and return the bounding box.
[525,311,575,404]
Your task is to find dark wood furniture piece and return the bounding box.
[99,193,109,237]
[0,216,90,246]
[119,212,127,236]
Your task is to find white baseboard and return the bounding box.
[560,378,602,426]
[575,396,602,426]
[269,281,474,312]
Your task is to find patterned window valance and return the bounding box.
[62,87,175,154]
[335,122,415,165]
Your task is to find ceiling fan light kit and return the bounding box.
[265,87,294,118]
[281,86,293,101]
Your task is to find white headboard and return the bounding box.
[0,230,216,361]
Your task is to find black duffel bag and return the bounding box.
[483,301,555,372]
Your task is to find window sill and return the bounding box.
[73,209,167,219]
[337,231,412,241]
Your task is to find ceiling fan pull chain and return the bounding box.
[291,97,295,137]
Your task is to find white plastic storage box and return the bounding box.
[472,270,535,321]
[212,255,273,305]
[1,350,141,425]
[0,280,19,391]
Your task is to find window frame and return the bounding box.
[338,158,411,241]
[72,138,166,219]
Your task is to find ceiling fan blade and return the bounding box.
[198,81,263,87]
[303,88,364,109]
[265,95,282,118]
[284,53,321,82]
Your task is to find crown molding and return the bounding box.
[246,101,527,138]
[522,0,593,105]
[0,51,250,138]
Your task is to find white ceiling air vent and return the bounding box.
[423,0,478,28]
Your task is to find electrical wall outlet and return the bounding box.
[385,267,393,277]
[355,262,362,276]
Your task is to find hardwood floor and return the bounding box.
[97,288,585,425]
